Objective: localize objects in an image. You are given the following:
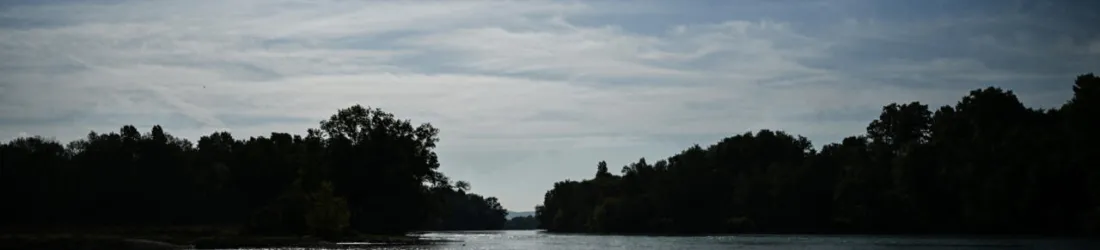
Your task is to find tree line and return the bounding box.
[504,215,539,230]
[0,105,508,236]
[535,73,1100,235]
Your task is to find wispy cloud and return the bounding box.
[1,0,1097,210]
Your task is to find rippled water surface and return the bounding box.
[236,230,1099,250]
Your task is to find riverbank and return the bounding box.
[535,230,1100,243]
[0,226,437,250]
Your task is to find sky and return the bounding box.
[1,0,1098,211]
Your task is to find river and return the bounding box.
[240,230,1100,249]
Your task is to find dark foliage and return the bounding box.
[504,216,539,230]
[0,105,506,235]
[536,73,1100,235]
[422,181,508,231]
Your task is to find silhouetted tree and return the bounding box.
[535,73,1100,236]
[504,215,539,230]
[422,181,509,231]
[0,104,505,236]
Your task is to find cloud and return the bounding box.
[1090,39,1100,55]
[1,0,1097,210]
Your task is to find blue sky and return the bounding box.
[1,0,1098,211]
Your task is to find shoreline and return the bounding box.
[0,234,442,250]
[535,231,1099,240]
[0,226,443,250]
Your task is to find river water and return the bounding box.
[241,230,1100,250]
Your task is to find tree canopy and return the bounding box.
[0,105,507,236]
[536,73,1100,235]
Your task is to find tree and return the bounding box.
[455,181,471,193]
[504,215,540,229]
[0,104,504,236]
[319,105,443,234]
[866,102,932,156]
[534,72,1100,236]
[595,161,612,179]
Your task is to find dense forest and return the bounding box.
[0,105,508,236]
[536,73,1100,235]
[504,216,539,230]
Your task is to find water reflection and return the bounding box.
[231,230,1098,250]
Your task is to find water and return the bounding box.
[238,230,1100,250]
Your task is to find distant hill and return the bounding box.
[506,211,535,219]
